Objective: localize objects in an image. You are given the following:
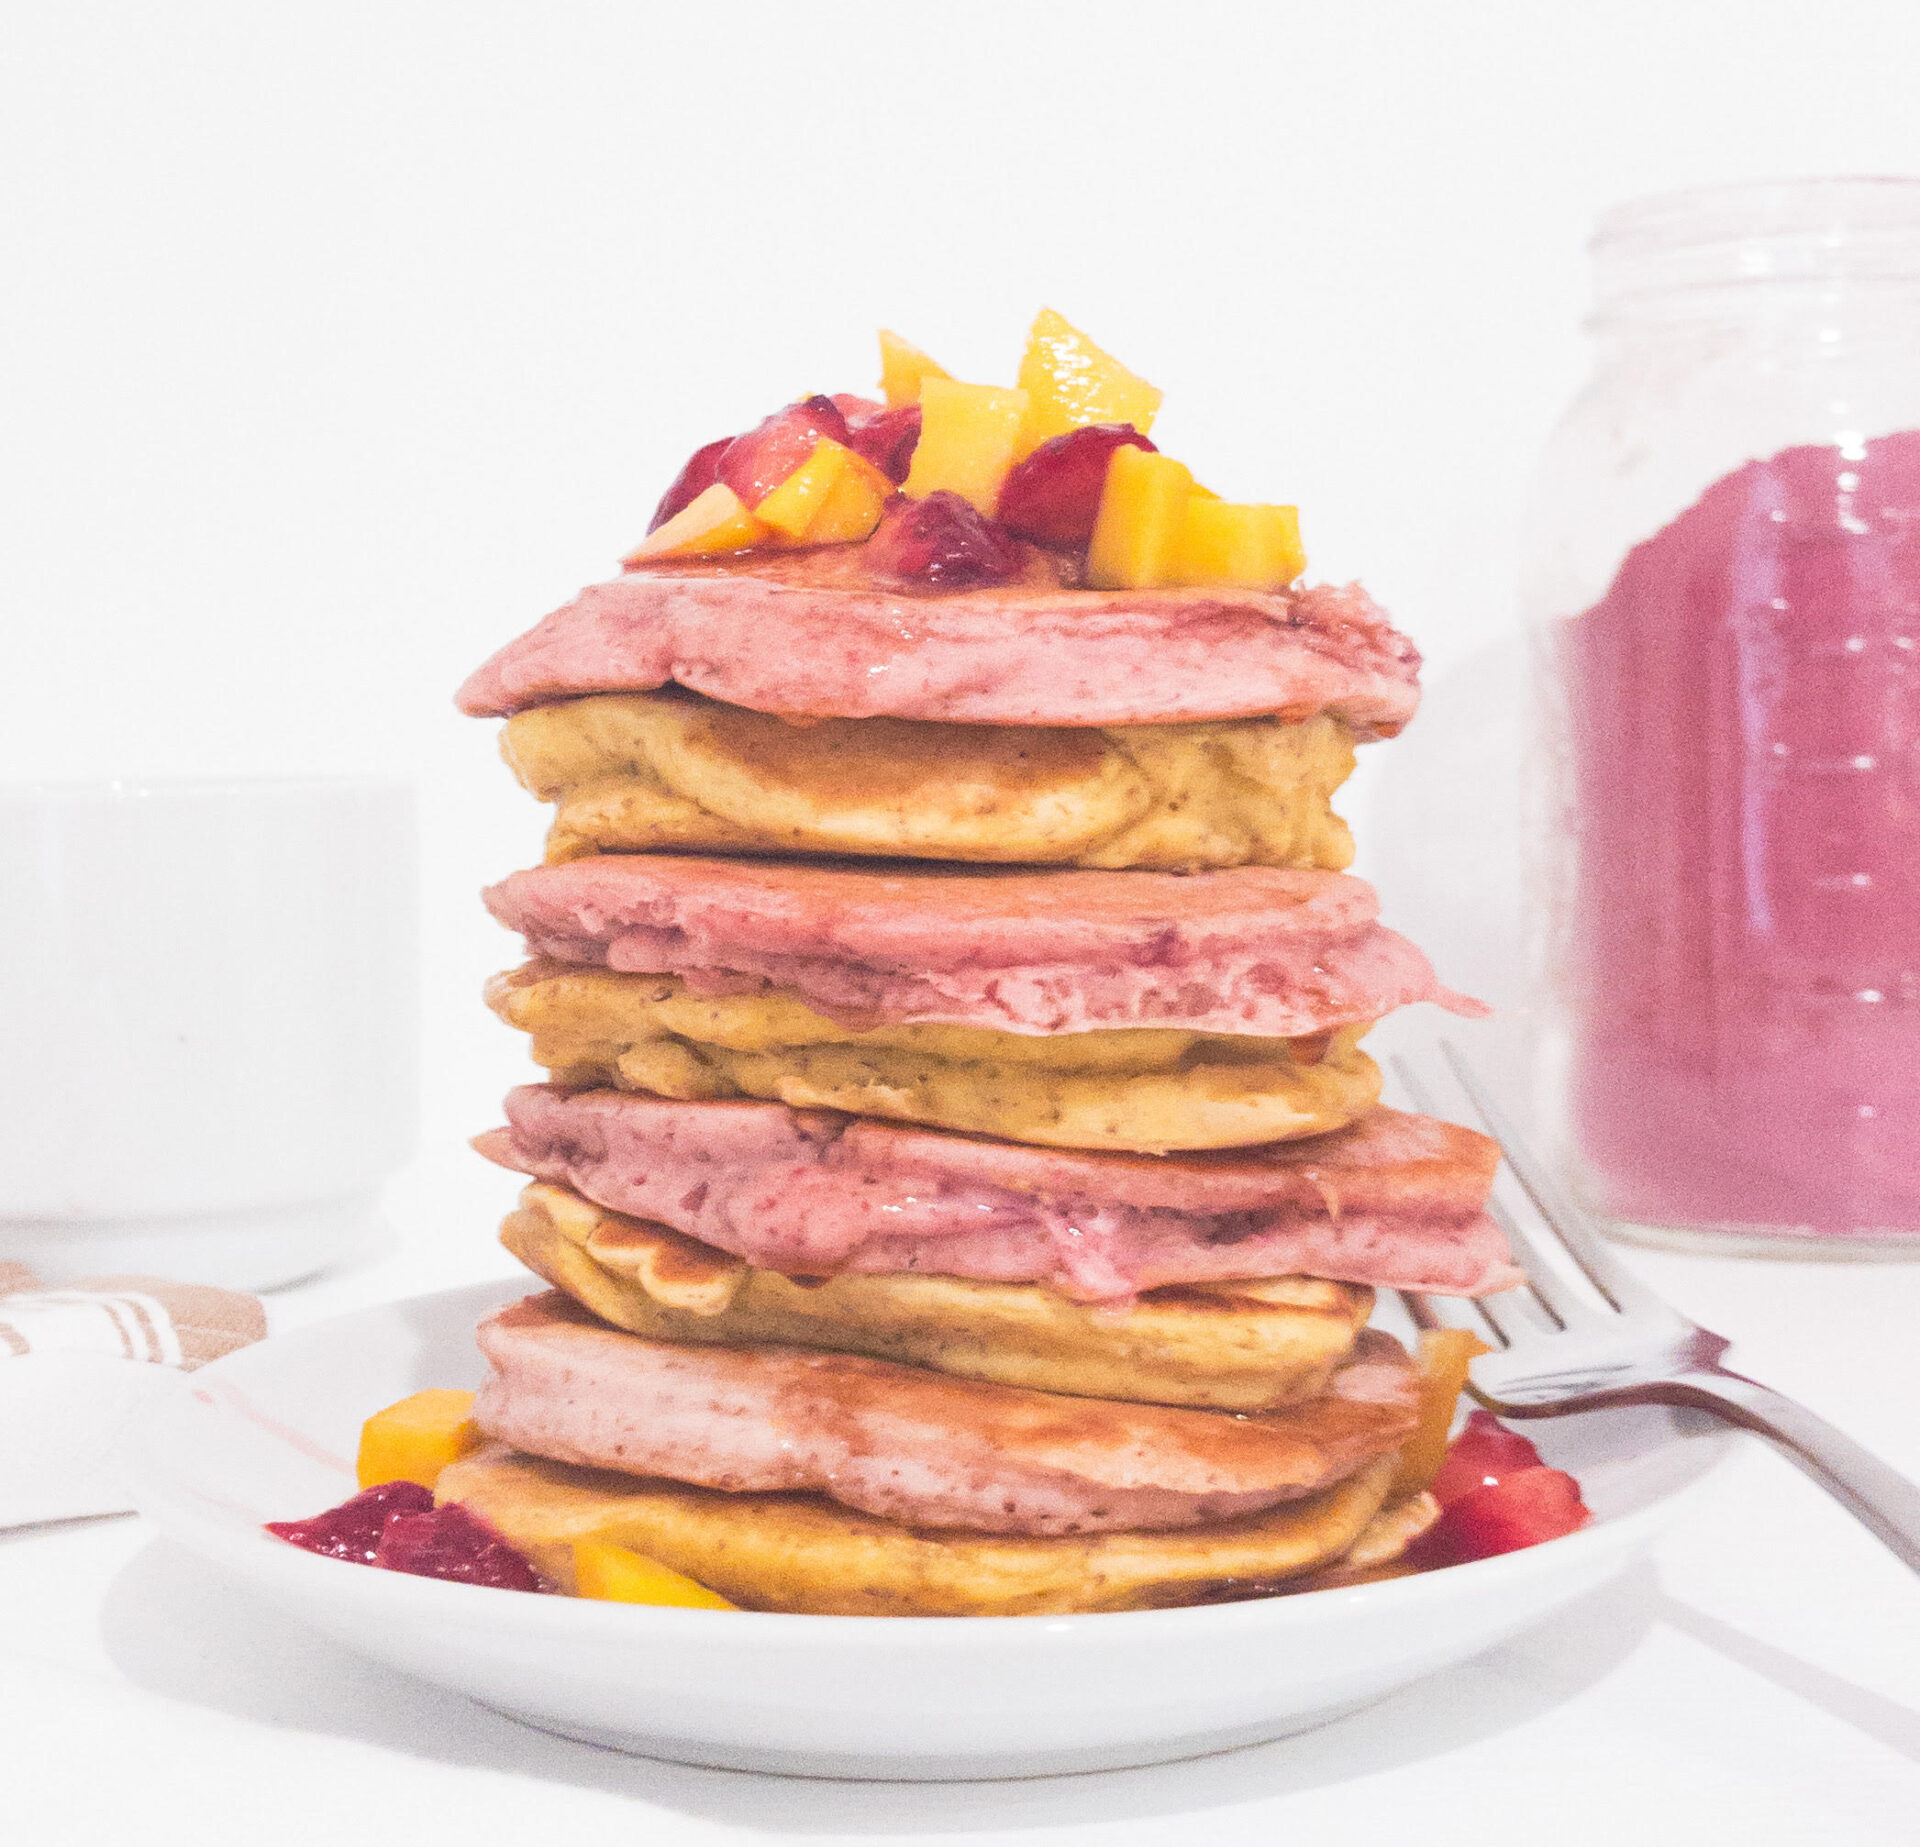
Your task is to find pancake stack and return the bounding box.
[441,318,1517,1615]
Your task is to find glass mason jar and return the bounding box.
[1525,178,1920,1257]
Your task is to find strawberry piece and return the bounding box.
[866,490,1024,588]
[844,404,922,484]
[996,423,1157,547]
[266,1479,434,1564]
[1430,1408,1548,1508]
[717,396,852,506]
[648,436,736,535]
[1411,1466,1592,1567]
[372,1502,549,1592]
[831,393,884,421]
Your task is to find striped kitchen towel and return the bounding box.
[0,1270,264,1369]
[0,1268,266,1526]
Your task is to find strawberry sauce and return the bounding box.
[1559,430,1920,1239]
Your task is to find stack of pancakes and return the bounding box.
[440,544,1517,1615]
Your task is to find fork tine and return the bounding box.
[1481,1186,1629,1329]
[1438,1040,1671,1317]
[1471,1284,1562,1345]
[1399,1284,1511,1350]
[1390,1053,1591,1329]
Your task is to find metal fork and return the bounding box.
[1393,1041,1920,1577]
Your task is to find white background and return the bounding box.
[9,0,1920,1200]
[4,9,1920,1840]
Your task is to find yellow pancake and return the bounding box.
[488,965,1382,1153]
[436,1443,1407,1616]
[500,689,1356,871]
[501,1181,1374,1411]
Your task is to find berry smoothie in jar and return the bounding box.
[1527,179,1920,1254]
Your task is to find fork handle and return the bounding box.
[1659,1369,1920,1576]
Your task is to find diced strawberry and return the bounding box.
[996,423,1157,547]
[717,396,853,506]
[1411,1466,1592,1566]
[266,1480,435,1564]
[372,1501,549,1592]
[844,403,922,484]
[831,393,884,421]
[1429,1408,1549,1508]
[866,490,1024,588]
[647,435,736,535]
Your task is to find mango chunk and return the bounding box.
[625,482,769,562]
[878,329,952,408]
[1087,445,1194,589]
[753,437,892,545]
[1389,1328,1491,1500]
[753,439,849,538]
[1014,308,1163,459]
[901,378,1031,514]
[573,1537,739,1609]
[1174,499,1306,589]
[801,445,894,543]
[356,1388,479,1491]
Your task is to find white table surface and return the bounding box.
[4,1138,1919,1847]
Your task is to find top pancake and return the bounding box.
[455,548,1422,735]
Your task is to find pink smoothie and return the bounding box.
[1561,431,1920,1238]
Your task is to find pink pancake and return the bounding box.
[476,1086,1520,1302]
[455,549,1421,735]
[483,855,1481,1038]
[473,1292,1418,1538]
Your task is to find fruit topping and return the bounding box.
[1428,1408,1553,1506]
[625,314,1307,587]
[1087,445,1196,588]
[625,482,769,563]
[901,379,1031,513]
[866,490,1024,588]
[373,1502,550,1592]
[844,403,923,483]
[356,1388,479,1491]
[1088,443,1307,591]
[878,328,951,408]
[1390,1329,1491,1499]
[573,1537,739,1609]
[648,435,735,534]
[267,1479,433,1564]
[1014,308,1163,459]
[754,437,893,544]
[1176,499,1306,589]
[997,424,1156,547]
[1408,1410,1592,1567]
[717,395,852,506]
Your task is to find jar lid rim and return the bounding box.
[1594,176,1920,251]
[1591,177,1920,304]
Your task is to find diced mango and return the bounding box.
[1390,1328,1492,1500]
[1014,308,1163,459]
[878,329,952,408]
[753,439,849,539]
[800,446,893,544]
[624,482,769,562]
[356,1388,478,1491]
[1173,499,1306,589]
[573,1537,738,1610]
[744,435,879,545]
[900,378,1031,514]
[1086,445,1194,589]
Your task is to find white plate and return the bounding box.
[127,1279,1737,1780]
